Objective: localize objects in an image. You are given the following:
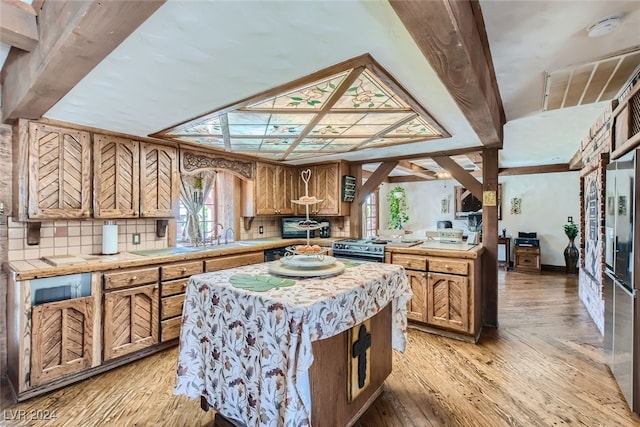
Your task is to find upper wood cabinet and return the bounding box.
[14,120,92,220]
[93,134,140,218]
[296,162,350,216]
[252,162,297,215]
[94,136,179,219]
[139,143,179,218]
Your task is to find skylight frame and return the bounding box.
[151,54,450,161]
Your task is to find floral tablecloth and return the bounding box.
[174,261,412,427]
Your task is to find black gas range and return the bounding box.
[331,239,388,262]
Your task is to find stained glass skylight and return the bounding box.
[152,54,449,160]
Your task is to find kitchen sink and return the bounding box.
[129,247,203,257]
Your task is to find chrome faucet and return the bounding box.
[225,227,235,244]
[215,223,224,245]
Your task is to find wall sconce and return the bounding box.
[510,197,522,215]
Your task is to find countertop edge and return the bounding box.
[384,244,484,259]
[5,238,339,281]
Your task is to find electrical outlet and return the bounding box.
[567,216,573,223]
[132,233,141,245]
[259,226,264,234]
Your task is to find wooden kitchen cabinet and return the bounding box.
[296,162,350,216]
[388,250,482,342]
[405,270,427,321]
[139,142,179,218]
[426,271,469,333]
[252,162,297,215]
[160,260,203,342]
[30,296,94,387]
[14,120,92,220]
[204,251,264,272]
[93,134,140,218]
[103,268,160,361]
[514,246,541,273]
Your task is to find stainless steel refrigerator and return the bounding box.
[604,148,640,414]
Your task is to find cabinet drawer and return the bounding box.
[103,267,159,290]
[161,261,203,281]
[515,246,540,255]
[161,317,182,342]
[161,278,189,297]
[428,258,469,275]
[391,254,427,271]
[205,252,264,272]
[161,294,185,320]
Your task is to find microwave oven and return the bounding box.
[281,217,316,238]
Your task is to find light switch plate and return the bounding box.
[132,233,141,245]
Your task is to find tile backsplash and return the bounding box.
[7,217,168,262]
[8,216,351,262]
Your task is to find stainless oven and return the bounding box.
[331,239,387,263]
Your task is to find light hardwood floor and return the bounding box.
[2,270,640,426]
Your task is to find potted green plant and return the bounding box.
[563,221,579,274]
[387,186,409,229]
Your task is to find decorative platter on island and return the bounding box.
[280,254,337,269]
[269,260,345,278]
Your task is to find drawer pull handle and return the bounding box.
[130,276,138,281]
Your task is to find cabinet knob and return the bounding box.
[181,268,187,273]
[445,265,451,270]
[130,276,138,281]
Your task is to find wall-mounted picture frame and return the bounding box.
[454,184,502,220]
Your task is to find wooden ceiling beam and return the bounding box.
[0,0,38,52]
[396,161,436,179]
[358,161,399,205]
[432,155,482,198]
[389,0,505,147]
[499,163,571,176]
[568,150,582,170]
[351,145,483,165]
[1,0,165,122]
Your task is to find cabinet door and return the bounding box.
[426,272,469,333]
[103,284,159,361]
[94,134,140,218]
[405,270,427,322]
[255,163,277,214]
[313,163,340,215]
[30,297,94,386]
[27,122,92,219]
[276,166,296,215]
[139,143,179,218]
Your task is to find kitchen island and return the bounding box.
[174,261,411,427]
[385,242,484,342]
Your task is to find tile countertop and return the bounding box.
[4,238,340,281]
[384,241,484,259]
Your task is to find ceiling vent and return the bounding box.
[543,48,640,111]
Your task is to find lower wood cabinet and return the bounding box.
[204,251,264,272]
[160,260,203,342]
[426,272,469,333]
[103,268,160,361]
[30,296,94,387]
[405,270,427,322]
[388,250,482,342]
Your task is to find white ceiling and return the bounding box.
[3,0,640,172]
